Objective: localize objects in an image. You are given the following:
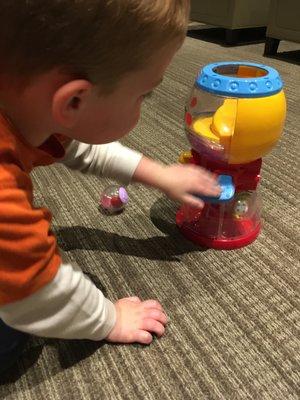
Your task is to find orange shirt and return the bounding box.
[0,112,68,305]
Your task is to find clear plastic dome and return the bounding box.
[184,63,286,164]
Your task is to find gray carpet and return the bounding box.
[0,36,299,400]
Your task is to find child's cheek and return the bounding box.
[129,105,141,131]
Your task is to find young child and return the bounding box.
[0,0,220,372]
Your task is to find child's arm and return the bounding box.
[0,262,166,344]
[132,156,220,208]
[0,262,116,340]
[61,140,143,184]
[0,163,166,344]
[61,140,220,206]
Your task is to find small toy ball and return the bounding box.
[233,192,251,219]
[99,185,129,214]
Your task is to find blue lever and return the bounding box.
[196,174,235,203]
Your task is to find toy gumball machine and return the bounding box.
[176,62,286,249]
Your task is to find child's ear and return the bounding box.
[52,80,92,128]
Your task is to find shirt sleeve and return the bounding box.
[60,140,143,185]
[0,165,116,341]
[0,167,61,305]
[0,262,116,340]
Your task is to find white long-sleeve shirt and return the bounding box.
[0,140,142,340]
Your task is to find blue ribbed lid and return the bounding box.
[196,62,283,98]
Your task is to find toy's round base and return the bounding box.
[176,212,261,250]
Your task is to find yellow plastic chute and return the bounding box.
[191,90,286,164]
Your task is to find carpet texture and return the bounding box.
[0,36,299,400]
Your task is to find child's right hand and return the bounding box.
[105,297,167,345]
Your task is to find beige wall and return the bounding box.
[190,0,271,29]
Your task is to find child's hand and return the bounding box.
[105,297,167,345]
[159,164,221,208]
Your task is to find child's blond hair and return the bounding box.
[0,0,190,92]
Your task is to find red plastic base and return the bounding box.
[177,223,261,250]
[176,210,261,250]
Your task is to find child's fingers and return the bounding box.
[144,309,168,325]
[193,184,220,196]
[187,165,217,181]
[125,296,141,303]
[136,330,153,345]
[141,319,166,337]
[182,194,204,209]
[196,171,216,184]
[191,167,221,189]
[142,300,164,311]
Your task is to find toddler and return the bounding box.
[0,0,220,372]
